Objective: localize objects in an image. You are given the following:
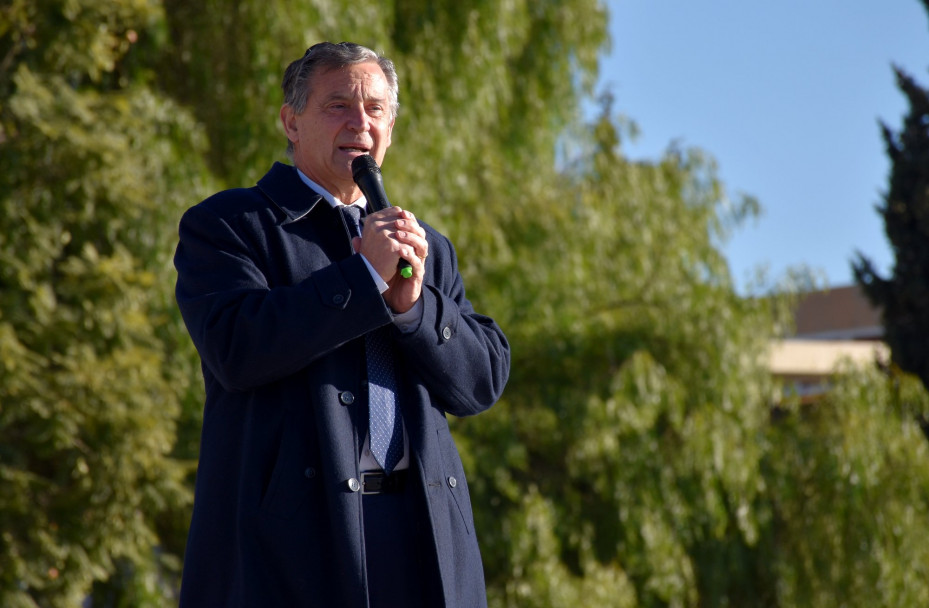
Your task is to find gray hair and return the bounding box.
[282,42,399,159]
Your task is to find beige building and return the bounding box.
[768,285,888,401]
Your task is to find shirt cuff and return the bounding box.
[392,298,424,333]
[360,254,390,293]
[359,254,422,333]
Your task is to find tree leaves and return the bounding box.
[1,1,208,605]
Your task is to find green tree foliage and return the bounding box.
[765,365,929,607]
[465,102,929,606]
[465,101,781,607]
[0,0,210,605]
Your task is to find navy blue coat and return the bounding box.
[174,162,510,607]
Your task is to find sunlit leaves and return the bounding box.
[0,0,208,605]
[766,367,929,607]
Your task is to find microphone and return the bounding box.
[351,154,413,279]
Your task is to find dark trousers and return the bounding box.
[362,486,430,608]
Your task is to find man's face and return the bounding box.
[282,61,395,202]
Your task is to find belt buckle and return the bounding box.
[361,472,386,495]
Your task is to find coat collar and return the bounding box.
[257,162,325,224]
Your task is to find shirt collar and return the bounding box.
[295,168,367,211]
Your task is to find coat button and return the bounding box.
[339,391,355,405]
[304,467,316,479]
[442,326,452,341]
[347,478,361,492]
[447,476,457,488]
[332,294,345,305]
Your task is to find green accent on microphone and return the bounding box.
[400,266,413,279]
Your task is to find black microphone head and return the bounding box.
[351,153,391,210]
[351,154,381,182]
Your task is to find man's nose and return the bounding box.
[346,105,370,132]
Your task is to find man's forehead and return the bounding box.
[311,64,389,97]
[318,62,386,84]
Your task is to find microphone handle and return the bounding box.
[353,162,414,279]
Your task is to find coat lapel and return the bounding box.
[257,162,324,223]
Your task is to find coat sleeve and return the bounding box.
[396,230,510,417]
[174,201,393,392]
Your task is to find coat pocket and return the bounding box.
[260,418,317,520]
[435,423,475,535]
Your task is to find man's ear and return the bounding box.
[280,105,298,143]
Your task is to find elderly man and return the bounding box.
[173,41,509,607]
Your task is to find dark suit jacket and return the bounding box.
[173,162,510,607]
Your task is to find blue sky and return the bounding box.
[600,0,929,291]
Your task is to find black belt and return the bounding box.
[361,470,408,495]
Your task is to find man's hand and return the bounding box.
[355,207,428,313]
